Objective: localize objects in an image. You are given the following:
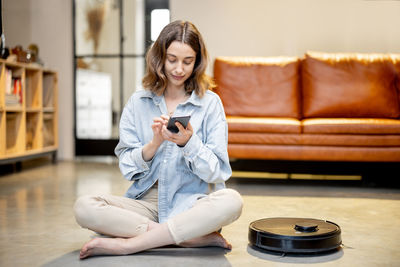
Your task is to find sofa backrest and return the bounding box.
[214,57,301,118]
[302,51,400,118]
[394,58,400,108]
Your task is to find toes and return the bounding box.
[79,247,90,259]
[79,251,88,259]
[79,239,96,259]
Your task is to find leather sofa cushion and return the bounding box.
[228,144,400,162]
[229,133,400,146]
[300,134,400,146]
[394,57,400,105]
[302,52,400,118]
[229,133,301,145]
[227,116,301,133]
[214,57,301,118]
[302,118,400,134]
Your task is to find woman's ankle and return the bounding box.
[147,220,160,231]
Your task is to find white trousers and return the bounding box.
[74,186,243,244]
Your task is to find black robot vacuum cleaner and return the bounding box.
[249,217,342,254]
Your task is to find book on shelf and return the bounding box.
[5,68,23,106]
[5,68,12,94]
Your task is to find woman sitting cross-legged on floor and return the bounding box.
[73,20,243,259]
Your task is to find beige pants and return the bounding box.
[74,186,243,244]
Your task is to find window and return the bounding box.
[151,9,170,41]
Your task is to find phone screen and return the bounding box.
[167,116,191,133]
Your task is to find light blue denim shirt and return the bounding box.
[114,89,232,223]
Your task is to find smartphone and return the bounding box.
[167,115,191,133]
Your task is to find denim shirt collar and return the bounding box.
[140,89,203,108]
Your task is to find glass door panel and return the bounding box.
[73,0,167,156]
[75,0,120,56]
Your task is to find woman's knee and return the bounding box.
[213,188,243,222]
[222,188,243,216]
[73,195,98,228]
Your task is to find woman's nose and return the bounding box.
[175,62,184,73]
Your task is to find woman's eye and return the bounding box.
[184,61,193,65]
[168,59,176,63]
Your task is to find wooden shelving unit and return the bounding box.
[0,59,58,164]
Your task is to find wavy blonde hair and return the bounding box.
[142,20,215,97]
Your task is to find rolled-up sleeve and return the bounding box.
[114,97,152,180]
[181,96,232,183]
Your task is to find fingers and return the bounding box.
[178,122,192,131]
[186,122,193,131]
[154,114,170,122]
[162,122,192,146]
[175,121,185,132]
[153,116,168,125]
[152,116,169,144]
[152,116,169,132]
[154,116,192,146]
[160,114,170,121]
[161,124,173,139]
[152,120,163,130]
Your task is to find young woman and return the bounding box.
[74,20,243,259]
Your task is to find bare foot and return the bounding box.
[79,237,129,259]
[179,232,232,250]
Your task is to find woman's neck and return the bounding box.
[164,86,187,100]
[164,86,190,116]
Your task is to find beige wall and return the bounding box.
[4,0,74,160]
[171,0,400,73]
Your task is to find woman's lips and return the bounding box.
[172,75,184,80]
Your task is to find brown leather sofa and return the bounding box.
[213,52,400,162]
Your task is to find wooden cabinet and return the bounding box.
[0,59,58,163]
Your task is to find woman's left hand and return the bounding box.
[162,122,193,147]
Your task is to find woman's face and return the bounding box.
[164,40,196,90]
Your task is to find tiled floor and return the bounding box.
[0,159,399,266]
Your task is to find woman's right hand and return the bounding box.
[142,115,169,161]
[151,115,170,146]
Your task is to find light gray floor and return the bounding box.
[0,159,399,267]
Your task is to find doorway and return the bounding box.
[73,0,169,156]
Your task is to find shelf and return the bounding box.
[25,69,42,109]
[5,105,23,112]
[0,111,5,155]
[0,59,58,163]
[0,146,57,162]
[43,71,56,108]
[43,124,55,148]
[26,112,42,151]
[6,111,25,155]
[43,113,55,147]
[43,107,55,112]
[3,60,26,69]
[0,63,4,109]
[26,107,41,112]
